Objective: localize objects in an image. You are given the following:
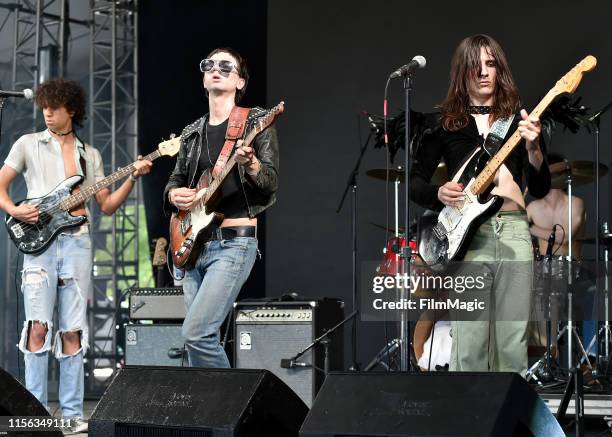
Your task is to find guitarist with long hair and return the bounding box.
[0,78,152,433]
[410,35,550,375]
[163,47,279,368]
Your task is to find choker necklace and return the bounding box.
[468,106,492,115]
[49,128,73,137]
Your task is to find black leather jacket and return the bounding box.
[163,107,279,218]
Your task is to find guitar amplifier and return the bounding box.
[129,287,185,320]
[125,324,188,366]
[233,299,344,408]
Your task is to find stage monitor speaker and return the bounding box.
[0,367,63,437]
[300,372,564,437]
[234,299,344,408]
[89,366,308,437]
[125,323,188,366]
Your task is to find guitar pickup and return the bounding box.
[11,223,24,239]
[180,213,192,234]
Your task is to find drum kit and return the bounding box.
[528,159,612,384]
[365,159,611,374]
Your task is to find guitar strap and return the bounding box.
[211,106,251,178]
[483,114,515,157]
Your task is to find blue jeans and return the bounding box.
[19,231,91,417]
[182,237,257,368]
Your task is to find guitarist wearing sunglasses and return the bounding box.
[0,78,152,432]
[410,35,551,375]
[163,48,279,368]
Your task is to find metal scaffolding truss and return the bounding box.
[1,0,71,377]
[88,0,139,393]
[0,1,140,395]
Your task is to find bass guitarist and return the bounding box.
[163,47,279,368]
[0,78,151,433]
[410,34,550,375]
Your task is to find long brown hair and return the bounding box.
[438,34,520,131]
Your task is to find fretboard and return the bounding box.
[470,90,556,195]
[60,150,161,211]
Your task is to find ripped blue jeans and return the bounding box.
[19,232,91,417]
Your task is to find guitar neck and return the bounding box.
[203,127,259,205]
[470,90,556,195]
[61,150,161,210]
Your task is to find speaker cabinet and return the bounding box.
[90,367,308,436]
[234,299,344,408]
[125,324,188,366]
[300,372,564,436]
[0,367,62,437]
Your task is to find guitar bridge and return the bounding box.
[180,213,192,234]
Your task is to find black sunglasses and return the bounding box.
[199,58,238,74]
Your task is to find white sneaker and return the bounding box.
[63,418,88,435]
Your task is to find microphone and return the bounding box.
[280,358,309,369]
[389,55,426,78]
[361,111,380,133]
[545,224,557,257]
[0,89,34,100]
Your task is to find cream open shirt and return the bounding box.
[4,129,106,226]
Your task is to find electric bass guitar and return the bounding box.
[418,55,597,268]
[5,137,181,254]
[170,102,284,269]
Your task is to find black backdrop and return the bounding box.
[265,0,612,366]
[140,0,612,368]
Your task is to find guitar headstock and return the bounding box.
[152,237,168,267]
[253,101,285,133]
[158,136,182,157]
[553,55,597,96]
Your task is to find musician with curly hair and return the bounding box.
[0,78,151,432]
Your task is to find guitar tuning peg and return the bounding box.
[170,133,176,139]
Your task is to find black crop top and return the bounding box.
[197,119,249,218]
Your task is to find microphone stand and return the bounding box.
[336,130,373,372]
[400,72,414,372]
[282,310,358,377]
[0,97,6,147]
[586,99,612,376]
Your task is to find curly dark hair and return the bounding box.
[35,78,87,127]
[205,47,249,104]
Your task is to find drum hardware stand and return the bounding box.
[555,171,587,436]
[555,172,593,371]
[526,255,557,384]
[336,128,374,372]
[583,222,612,370]
[364,338,401,371]
[585,101,612,377]
[557,367,585,437]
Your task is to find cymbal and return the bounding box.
[549,160,608,189]
[365,163,448,184]
[366,167,405,182]
[369,221,405,233]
